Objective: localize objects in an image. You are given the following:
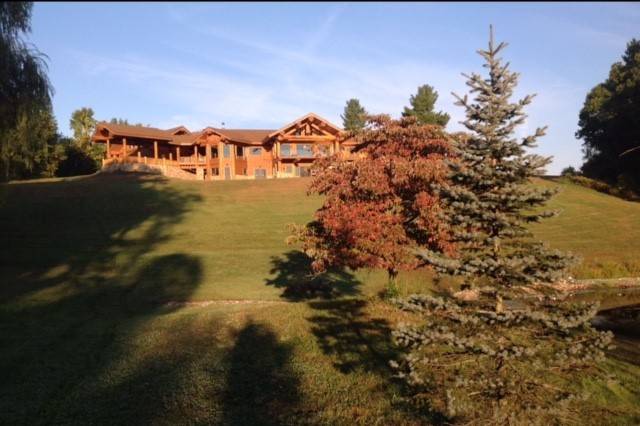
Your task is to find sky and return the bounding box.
[30,2,640,174]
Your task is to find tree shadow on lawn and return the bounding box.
[265,250,441,422]
[265,251,393,373]
[0,173,210,424]
[265,250,361,301]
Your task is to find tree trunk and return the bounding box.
[387,268,398,284]
[385,268,399,298]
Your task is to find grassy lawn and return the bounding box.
[531,177,640,278]
[1,173,639,424]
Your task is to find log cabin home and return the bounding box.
[91,113,361,180]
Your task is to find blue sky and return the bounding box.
[30,2,640,173]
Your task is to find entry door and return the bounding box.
[224,166,231,180]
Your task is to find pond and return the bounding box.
[569,288,640,366]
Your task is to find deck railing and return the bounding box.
[105,154,219,169]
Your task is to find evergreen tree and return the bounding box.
[402,85,450,127]
[392,29,611,423]
[340,98,367,131]
[420,26,574,307]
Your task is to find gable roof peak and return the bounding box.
[268,112,342,138]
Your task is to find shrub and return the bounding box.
[560,166,578,176]
[563,175,639,201]
[55,143,103,177]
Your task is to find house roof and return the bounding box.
[170,131,204,146]
[216,129,274,145]
[94,122,174,141]
[92,113,345,146]
[166,126,191,135]
[268,112,342,139]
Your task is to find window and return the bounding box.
[297,144,313,157]
[251,147,262,156]
[223,144,230,158]
[236,145,244,157]
[212,167,219,176]
[281,144,292,157]
[285,165,293,173]
[298,166,311,177]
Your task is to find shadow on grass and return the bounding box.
[265,251,392,373]
[222,321,303,425]
[265,250,361,301]
[308,299,395,374]
[266,250,440,422]
[0,173,208,423]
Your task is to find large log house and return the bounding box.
[91,113,360,180]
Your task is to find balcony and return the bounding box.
[278,147,332,159]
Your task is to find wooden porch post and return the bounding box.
[122,138,127,161]
[205,144,212,180]
[176,146,181,162]
[154,140,158,163]
[106,139,111,158]
[230,143,236,177]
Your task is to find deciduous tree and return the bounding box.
[0,2,53,180]
[70,107,96,148]
[289,115,454,294]
[576,39,640,191]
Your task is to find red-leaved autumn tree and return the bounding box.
[289,115,454,290]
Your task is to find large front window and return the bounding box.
[223,144,231,158]
[281,143,292,157]
[297,144,313,157]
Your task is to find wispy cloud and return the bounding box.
[304,2,349,52]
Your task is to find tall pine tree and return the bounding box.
[402,85,450,127]
[341,98,367,131]
[421,26,573,308]
[391,30,610,422]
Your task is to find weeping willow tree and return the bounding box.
[0,2,54,180]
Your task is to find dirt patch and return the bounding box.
[539,277,640,293]
[164,300,288,308]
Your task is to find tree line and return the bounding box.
[343,41,640,195]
